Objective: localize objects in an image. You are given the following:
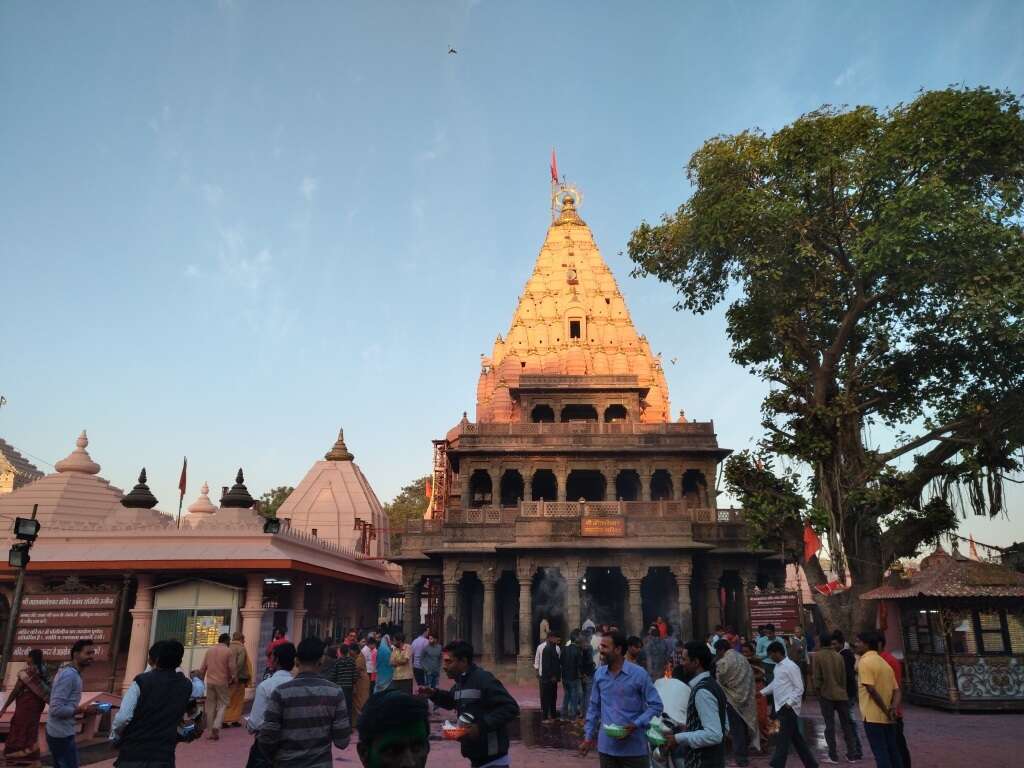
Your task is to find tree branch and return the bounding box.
[879,418,972,463]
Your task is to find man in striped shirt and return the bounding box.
[258,637,351,768]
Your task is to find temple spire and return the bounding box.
[121,467,158,509]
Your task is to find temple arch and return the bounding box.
[500,469,525,506]
[615,469,641,501]
[468,469,493,508]
[604,404,628,422]
[567,469,606,501]
[531,404,555,423]
[561,404,598,422]
[651,469,674,501]
[531,469,557,501]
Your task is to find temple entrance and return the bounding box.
[531,469,557,501]
[567,470,606,501]
[532,567,566,642]
[651,470,674,501]
[641,568,679,634]
[500,470,524,506]
[458,572,484,650]
[615,469,641,501]
[581,567,626,629]
[495,571,519,659]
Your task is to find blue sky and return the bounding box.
[1,1,1021,550]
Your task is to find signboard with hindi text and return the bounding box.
[747,591,801,633]
[14,591,119,664]
[581,516,626,537]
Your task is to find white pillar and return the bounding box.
[122,574,154,693]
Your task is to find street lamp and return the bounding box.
[1,504,40,690]
[8,543,30,568]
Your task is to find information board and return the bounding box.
[14,592,118,661]
[581,517,626,537]
[747,591,801,633]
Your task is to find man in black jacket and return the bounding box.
[560,630,584,720]
[420,640,520,768]
[536,632,562,722]
[112,639,195,768]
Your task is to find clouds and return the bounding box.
[202,183,224,207]
[300,176,318,202]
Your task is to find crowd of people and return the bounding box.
[0,618,911,768]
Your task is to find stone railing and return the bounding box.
[518,499,694,519]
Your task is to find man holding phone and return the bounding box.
[46,639,99,768]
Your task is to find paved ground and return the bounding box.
[83,684,1022,767]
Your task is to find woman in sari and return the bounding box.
[351,644,370,727]
[374,635,393,693]
[0,649,51,763]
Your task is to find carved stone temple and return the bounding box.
[391,188,781,679]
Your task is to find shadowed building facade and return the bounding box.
[391,189,781,679]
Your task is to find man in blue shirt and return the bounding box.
[46,639,98,768]
[580,630,663,767]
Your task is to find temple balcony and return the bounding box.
[448,419,725,452]
[389,500,751,558]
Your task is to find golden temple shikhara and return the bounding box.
[392,185,779,680]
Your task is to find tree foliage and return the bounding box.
[630,87,1024,631]
[383,476,430,547]
[258,486,294,518]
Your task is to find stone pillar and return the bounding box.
[516,564,534,680]
[241,573,266,686]
[291,582,307,639]
[556,470,567,502]
[443,583,459,643]
[627,576,644,636]
[403,581,420,641]
[673,469,683,501]
[122,574,154,693]
[704,565,722,638]
[671,563,694,640]
[481,568,497,665]
[640,472,653,502]
[565,566,581,631]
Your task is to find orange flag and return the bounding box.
[425,477,433,499]
[803,523,822,562]
[550,148,559,183]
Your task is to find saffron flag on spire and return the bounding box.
[550,148,559,183]
[425,476,433,500]
[803,523,822,562]
[969,534,980,560]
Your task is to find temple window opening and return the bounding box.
[469,469,493,508]
[531,404,555,423]
[531,469,557,501]
[604,404,627,422]
[560,404,598,422]
[566,469,606,501]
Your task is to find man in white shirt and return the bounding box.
[760,642,818,768]
[534,633,562,722]
[246,641,296,768]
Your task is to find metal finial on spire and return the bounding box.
[221,468,255,508]
[122,466,158,509]
[325,428,355,461]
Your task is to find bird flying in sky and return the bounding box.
[448,46,457,55]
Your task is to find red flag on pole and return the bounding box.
[425,477,433,500]
[803,523,822,562]
[178,457,187,500]
[550,148,559,183]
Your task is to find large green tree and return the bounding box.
[629,87,1024,633]
[384,476,431,548]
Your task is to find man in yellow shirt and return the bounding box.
[390,632,414,694]
[854,631,903,768]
